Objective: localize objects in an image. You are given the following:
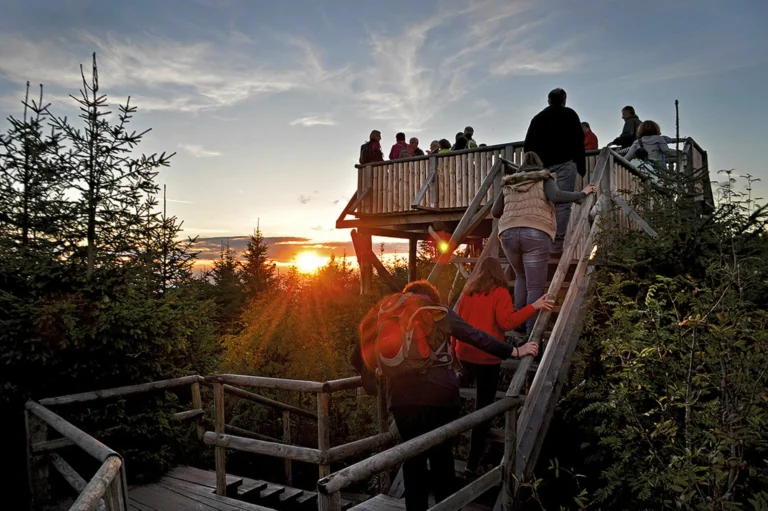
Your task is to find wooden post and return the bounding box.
[318,392,331,478]
[500,408,518,511]
[376,376,391,494]
[213,383,226,496]
[360,231,373,294]
[428,156,438,208]
[26,409,50,509]
[282,410,293,485]
[363,165,373,214]
[319,491,341,511]
[408,238,417,282]
[191,381,204,441]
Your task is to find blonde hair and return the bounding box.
[636,120,661,138]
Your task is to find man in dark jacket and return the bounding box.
[524,88,585,253]
[611,106,642,148]
[351,280,538,511]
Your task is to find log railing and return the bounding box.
[25,401,128,511]
[316,396,525,511]
[343,137,710,219]
[203,374,394,496]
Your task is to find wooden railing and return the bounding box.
[27,375,205,511]
[27,373,396,506]
[344,137,711,221]
[203,374,394,496]
[317,396,525,511]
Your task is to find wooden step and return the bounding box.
[151,475,273,510]
[239,480,269,499]
[278,487,304,504]
[259,483,285,501]
[296,492,318,506]
[164,465,243,496]
[500,358,539,372]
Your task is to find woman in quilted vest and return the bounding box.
[491,152,596,334]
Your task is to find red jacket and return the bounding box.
[452,286,536,364]
[584,131,598,151]
[389,141,408,160]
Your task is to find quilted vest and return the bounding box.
[497,169,557,240]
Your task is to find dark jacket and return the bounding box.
[611,115,642,148]
[524,105,586,176]
[360,141,383,164]
[350,304,514,409]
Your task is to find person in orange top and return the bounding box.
[452,257,554,476]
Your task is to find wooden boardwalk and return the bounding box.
[129,467,273,511]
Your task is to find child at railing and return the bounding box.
[452,257,554,477]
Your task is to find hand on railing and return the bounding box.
[531,293,555,311]
[582,184,597,195]
[515,342,539,358]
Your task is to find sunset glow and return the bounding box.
[294,251,329,274]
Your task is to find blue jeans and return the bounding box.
[500,227,552,333]
[549,161,577,247]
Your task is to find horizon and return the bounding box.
[1,0,767,268]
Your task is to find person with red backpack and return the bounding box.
[351,280,538,511]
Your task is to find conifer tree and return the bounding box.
[48,53,173,280]
[209,242,245,333]
[240,221,276,300]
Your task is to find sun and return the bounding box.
[294,251,328,274]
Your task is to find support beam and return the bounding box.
[427,159,502,283]
[318,393,331,477]
[610,192,658,238]
[214,383,226,496]
[351,228,399,293]
[408,238,418,282]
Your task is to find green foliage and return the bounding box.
[541,176,768,509]
[0,55,220,492]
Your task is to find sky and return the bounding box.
[1,0,767,266]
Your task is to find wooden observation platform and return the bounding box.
[26,139,712,511]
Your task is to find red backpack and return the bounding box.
[373,293,452,377]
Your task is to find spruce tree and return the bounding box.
[240,222,276,300]
[209,242,245,333]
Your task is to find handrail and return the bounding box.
[26,401,118,462]
[39,375,200,406]
[317,396,524,495]
[354,141,515,168]
[70,456,122,511]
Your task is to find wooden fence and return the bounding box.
[347,137,711,220]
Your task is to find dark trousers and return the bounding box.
[390,406,459,511]
[549,160,577,248]
[460,361,502,471]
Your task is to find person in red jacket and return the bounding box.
[452,257,554,476]
[582,122,598,150]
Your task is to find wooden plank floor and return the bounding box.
[128,466,274,511]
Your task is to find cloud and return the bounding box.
[0,30,345,113]
[298,195,312,204]
[289,116,336,127]
[353,0,578,131]
[179,143,222,158]
[311,225,325,231]
[166,198,196,204]
[618,45,768,83]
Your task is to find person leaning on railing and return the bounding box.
[350,280,538,511]
[492,152,596,335]
[619,120,679,180]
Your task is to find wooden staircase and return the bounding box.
[129,466,358,511]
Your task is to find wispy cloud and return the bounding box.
[298,195,312,204]
[353,0,579,131]
[179,143,222,158]
[0,30,345,113]
[166,198,196,204]
[289,115,336,127]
